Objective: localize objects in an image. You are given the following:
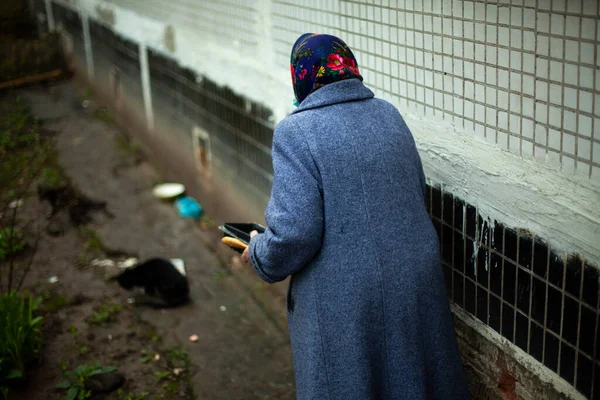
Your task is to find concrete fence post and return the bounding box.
[139,43,154,132]
[81,9,94,79]
[44,0,55,31]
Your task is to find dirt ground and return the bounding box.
[3,81,295,400]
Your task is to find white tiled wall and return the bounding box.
[272,0,342,66]
[107,0,263,54]
[272,0,599,181]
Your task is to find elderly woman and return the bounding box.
[242,33,469,400]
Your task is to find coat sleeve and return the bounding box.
[248,117,324,283]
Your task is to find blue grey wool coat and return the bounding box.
[249,79,469,400]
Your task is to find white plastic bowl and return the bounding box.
[152,183,185,200]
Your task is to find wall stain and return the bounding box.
[164,25,175,53]
[95,5,116,26]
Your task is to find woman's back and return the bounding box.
[277,79,468,400]
[247,33,469,400]
[298,88,438,270]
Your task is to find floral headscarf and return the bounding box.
[290,33,363,106]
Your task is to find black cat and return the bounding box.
[113,258,190,308]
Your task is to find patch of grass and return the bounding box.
[93,108,113,124]
[83,87,94,100]
[0,227,26,261]
[56,361,117,400]
[39,166,66,187]
[142,329,160,343]
[39,292,71,313]
[67,324,77,339]
[0,97,34,153]
[76,227,106,267]
[162,381,178,394]
[113,134,144,169]
[139,349,155,364]
[211,272,225,281]
[0,292,43,397]
[168,347,188,363]
[75,253,90,268]
[60,361,70,372]
[0,96,55,205]
[139,356,152,364]
[117,389,149,400]
[199,215,216,229]
[115,134,141,155]
[67,324,89,355]
[154,371,170,382]
[158,346,193,397]
[87,303,123,326]
[79,227,104,252]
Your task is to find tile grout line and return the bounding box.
[526,235,535,355]
[542,234,550,368]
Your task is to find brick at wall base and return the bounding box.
[453,315,570,400]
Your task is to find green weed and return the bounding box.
[55,361,117,400]
[211,272,225,281]
[87,303,123,325]
[68,324,77,339]
[60,361,70,372]
[79,227,104,252]
[139,349,154,364]
[154,371,170,383]
[93,108,113,124]
[200,215,216,229]
[117,389,149,400]
[162,381,178,394]
[83,87,94,100]
[66,325,88,354]
[39,292,71,313]
[0,292,43,396]
[39,166,66,187]
[169,347,188,362]
[0,228,26,261]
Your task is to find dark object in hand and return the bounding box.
[219,223,265,253]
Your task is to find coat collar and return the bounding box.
[291,79,375,115]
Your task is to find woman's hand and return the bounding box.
[241,230,259,264]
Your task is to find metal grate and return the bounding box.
[87,20,143,115]
[426,183,599,398]
[51,3,85,66]
[147,49,274,205]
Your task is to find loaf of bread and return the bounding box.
[221,236,248,250]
